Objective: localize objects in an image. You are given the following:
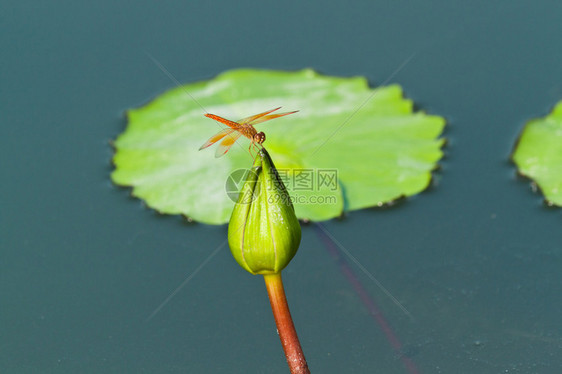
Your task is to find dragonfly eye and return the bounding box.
[255,132,266,144]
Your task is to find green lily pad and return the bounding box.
[512,101,562,206]
[112,69,446,224]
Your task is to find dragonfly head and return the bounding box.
[254,131,266,145]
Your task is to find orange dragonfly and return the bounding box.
[199,107,298,158]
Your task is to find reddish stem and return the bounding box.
[264,273,310,374]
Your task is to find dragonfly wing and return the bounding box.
[199,128,235,150]
[238,107,281,125]
[248,110,299,125]
[215,131,243,158]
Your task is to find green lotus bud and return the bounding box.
[228,149,301,275]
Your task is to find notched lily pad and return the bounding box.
[512,101,562,206]
[112,69,446,224]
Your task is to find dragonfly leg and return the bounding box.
[248,140,265,162]
[249,141,257,162]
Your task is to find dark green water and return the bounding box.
[2,1,561,373]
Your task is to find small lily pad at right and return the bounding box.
[512,101,562,206]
